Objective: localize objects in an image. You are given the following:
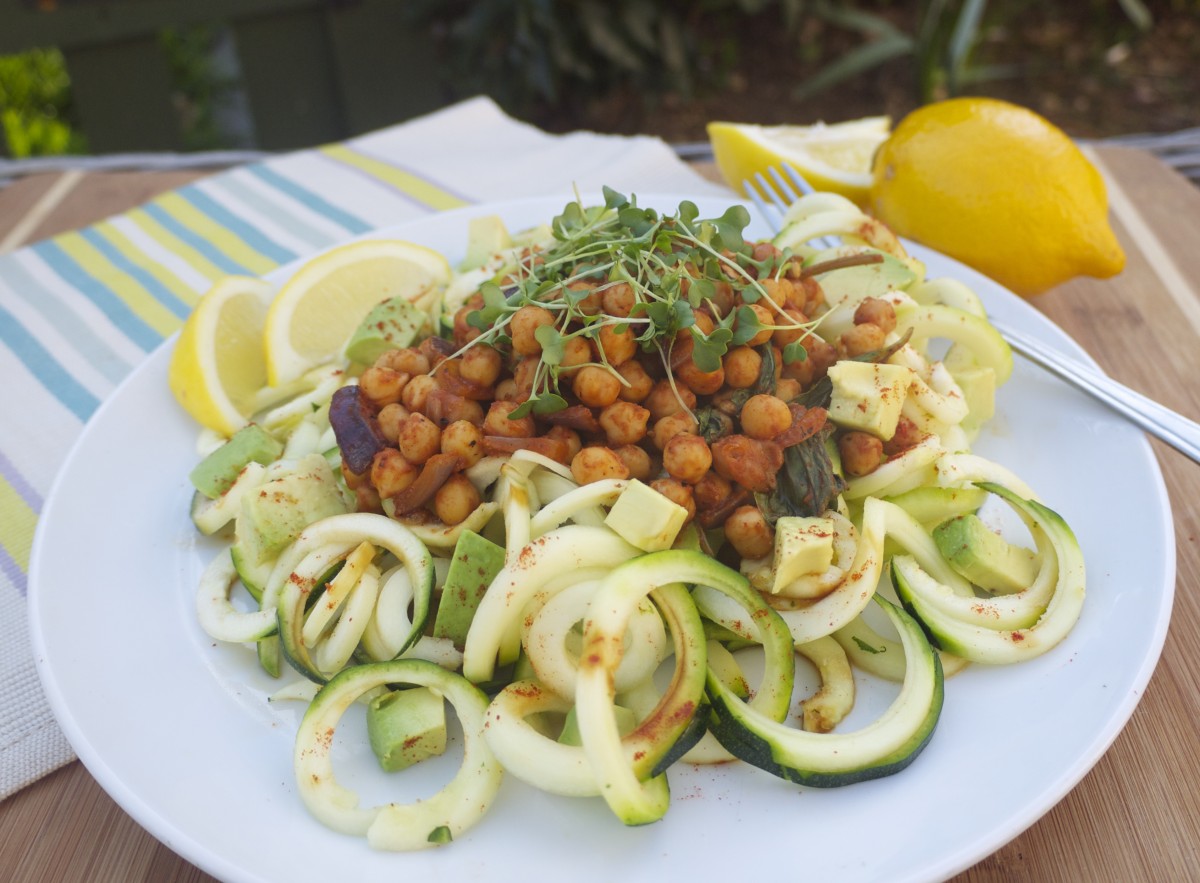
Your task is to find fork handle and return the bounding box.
[991,320,1200,465]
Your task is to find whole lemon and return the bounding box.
[868,97,1125,297]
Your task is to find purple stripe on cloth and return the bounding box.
[0,450,42,512]
[1,547,26,595]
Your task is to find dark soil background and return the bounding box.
[512,4,1200,143]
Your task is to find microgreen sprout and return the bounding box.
[457,189,820,418]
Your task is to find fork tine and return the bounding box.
[782,164,817,196]
[742,175,785,233]
[767,166,801,204]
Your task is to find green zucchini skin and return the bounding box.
[706,596,944,788]
[891,482,1086,665]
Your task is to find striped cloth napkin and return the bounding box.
[0,95,730,799]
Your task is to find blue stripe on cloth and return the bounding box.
[0,256,134,385]
[78,228,192,320]
[0,301,99,421]
[245,164,373,235]
[209,174,333,252]
[177,185,299,266]
[141,202,249,276]
[30,241,161,352]
[1,550,25,597]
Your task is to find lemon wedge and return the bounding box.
[263,239,451,386]
[168,276,274,436]
[707,117,890,207]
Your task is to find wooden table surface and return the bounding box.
[1,147,1198,882]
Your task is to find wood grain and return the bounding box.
[0,147,1197,882]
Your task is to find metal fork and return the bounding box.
[745,165,1200,466]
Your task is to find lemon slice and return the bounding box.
[707,117,890,207]
[169,276,274,436]
[263,239,451,386]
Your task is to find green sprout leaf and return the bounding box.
[534,324,566,367]
[782,340,809,364]
[731,304,763,345]
[691,325,733,372]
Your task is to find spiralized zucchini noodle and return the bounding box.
[187,190,1085,849]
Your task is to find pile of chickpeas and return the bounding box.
[342,240,906,566]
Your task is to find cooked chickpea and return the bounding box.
[663,434,712,484]
[724,506,774,559]
[510,305,556,357]
[613,444,653,481]
[839,431,885,476]
[854,296,897,335]
[568,280,603,315]
[752,241,781,264]
[775,377,802,402]
[645,379,695,422]
[512,356,541,399]
[740,394,793,440]
[650,478,695,522]
[571,446,630,485]
[418,336,454,369]
[723,346,762,389]
[572,365,622,408]
[598,322,638,366]
[358,366,408,408]
[757,278,793,313]
[434,474,481,526]
[560,336,592,370]
[494,378,519,402]
[693,471,733,512]
[771,308,810,348]
[545,425,582,462]
[376,403,410,444]
[370,448,418,498]
[460,345,503,388]
[452,305,483,346]
[598,401,650,447]
[652,411,699,451]
[676,359,725,396]
[425,390,485,427]
[484,400,537,438]
[711,434,784,493]
[375,347,429,376]
[400,373,437,414]
[839,322,886,358]
[802,335,838,381]
[691,310,716,336]
[396,412,442,464]
[440,419,484,467]
[601,282,636,318]
[616,359,654,402]
[741,303,775,347]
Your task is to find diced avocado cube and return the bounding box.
[344,296,427,365]
[432,530,506,650]
[771,516,836,594]
[234,454,349,565]
[604,479,688,552]
[189,424,282,499]
[827,361,914,440]
[460,215,513,271]
[933,514,1039,595]
[367,687,447,772]
[558,704,637,746]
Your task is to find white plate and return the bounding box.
[30,195,1175,883]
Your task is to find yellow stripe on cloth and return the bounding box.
[54,232,182,338]
[155,192,278,276]
[94,221,201,311]
[126,208,231,284]
[321,145,469,211]
[0,479,36,573]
